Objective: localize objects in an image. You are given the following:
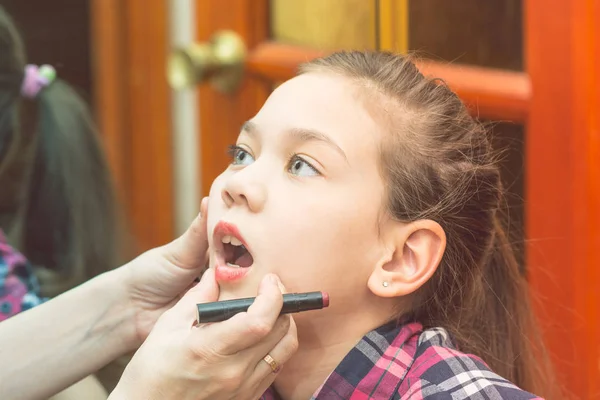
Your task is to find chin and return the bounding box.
[209,262,263,300]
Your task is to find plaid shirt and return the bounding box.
[262,321,542,400]
[0,229,45,322]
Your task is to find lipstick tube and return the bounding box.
[196,291,329,323]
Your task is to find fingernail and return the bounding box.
[277,281,286,294]
[270,275,286,294]
[268,274,279,285]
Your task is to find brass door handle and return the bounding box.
[168,30,246,93]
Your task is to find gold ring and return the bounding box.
[262,354,281,373]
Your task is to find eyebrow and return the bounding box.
[241,121,348,162]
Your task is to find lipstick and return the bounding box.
[196,291,329,323]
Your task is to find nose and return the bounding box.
[221,169,267,212]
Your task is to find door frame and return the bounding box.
[526,0,600,396]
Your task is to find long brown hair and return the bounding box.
[0,6,122,297]
[301,51,557,398]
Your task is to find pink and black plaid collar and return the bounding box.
[262,321,421,400]
[261,321,543,400]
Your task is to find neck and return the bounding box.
[273,308,389,400]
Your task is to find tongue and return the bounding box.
[234,252,254,268]
[224,245,236,263]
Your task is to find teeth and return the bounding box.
[221,235,243,246]
[226,262,240,268]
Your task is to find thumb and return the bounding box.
[173,267,220,321]
[274,275,287,294]
[164,197,210,270]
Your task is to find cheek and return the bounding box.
[267,194,382,290]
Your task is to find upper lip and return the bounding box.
[213,221,253,263]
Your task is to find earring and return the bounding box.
[382,281,389,288]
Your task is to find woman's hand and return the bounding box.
[110,271,298,400]
[0,208,214,400]
[119,197,212,345]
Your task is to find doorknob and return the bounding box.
[168,30,246,93]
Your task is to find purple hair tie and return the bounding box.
[20,64,57,99]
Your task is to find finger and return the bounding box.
[170,268,220,324]
[253,316,298,392]
[239,314,291,359]
[206,274,285,355]
[164,197,210,270]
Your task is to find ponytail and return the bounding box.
[413,207,560,398]
[23,80,121,297]
[469,213,557,397]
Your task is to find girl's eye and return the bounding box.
[227,145,255,166]
[288,155,320,177]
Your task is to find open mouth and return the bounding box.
[212,221,256,283]
[221,235,254,268]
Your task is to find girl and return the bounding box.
[206,51,556,399]
[0,6,121,299]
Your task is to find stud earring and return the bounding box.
[382,281,389,288]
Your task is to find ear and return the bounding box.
[368,220,446,298]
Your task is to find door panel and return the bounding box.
[271,0,377,50]
[409,0,523,71]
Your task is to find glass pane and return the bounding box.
[489,122,526,269]
[409,0,523,71]
[2,0,93,99]
[270,0,377,51]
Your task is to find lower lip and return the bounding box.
[215,264,251,282]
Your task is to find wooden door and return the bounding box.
[193,1,599,398]
[92,0,173,255]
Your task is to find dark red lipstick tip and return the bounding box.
[321,292,329,307]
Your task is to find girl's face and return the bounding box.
[207,73,389,316]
